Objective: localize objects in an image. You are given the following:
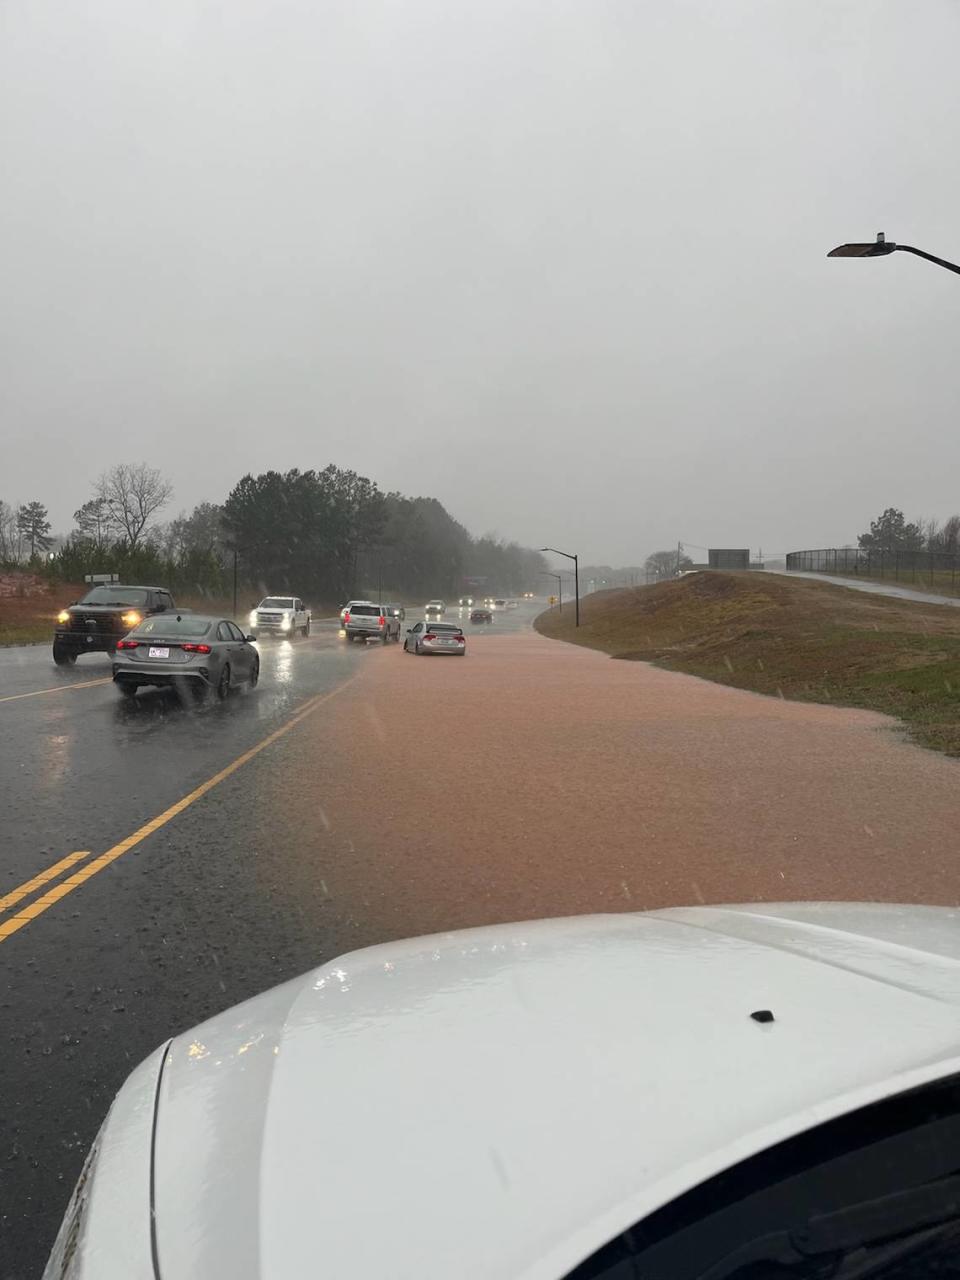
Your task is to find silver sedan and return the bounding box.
[403,621,467,655]
[112,613,260,700]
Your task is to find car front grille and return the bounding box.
[70,613,119,634]
[257,612,284,623]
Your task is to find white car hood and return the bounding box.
[152,903,960,1279]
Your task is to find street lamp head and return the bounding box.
[828,232,897,259]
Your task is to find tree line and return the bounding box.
[856,507,960,555]
[1,462,547,603]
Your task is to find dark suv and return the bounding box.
[53,585,177,665]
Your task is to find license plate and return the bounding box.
[148,647,170,659]
[439,639,454,646]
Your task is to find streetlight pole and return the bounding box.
[541,547,579,626]
[828,232,960,277]
[541,571,563,613]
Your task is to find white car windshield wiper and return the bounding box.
[700,1175,960,1280]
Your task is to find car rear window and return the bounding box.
[428,623,462,633]
[136,617,212,638]
[79,587,150,606]
[350,605,381,616]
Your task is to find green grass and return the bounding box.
[535,572,960,757]
[0,621,52,646]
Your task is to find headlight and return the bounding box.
[57,609,70,624]
[249,610,258,625]
[121,611,142,627]
[280,616,291,630]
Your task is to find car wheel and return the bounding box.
[403,640,408,651]
[216,663,231,700]
[249,657,260,688]
[52,644,76,666]
[303,619,310,637]
[118,683,137,700]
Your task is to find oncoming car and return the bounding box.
[44,903,960,1279]
[249,596,310,637]
[52,584,176,665]
[424,599,446,616]
[404,621,466,654]
[111,614,260,701]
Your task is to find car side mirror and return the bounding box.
[245,633,257,642]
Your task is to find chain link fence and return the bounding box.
[786,547,960,594]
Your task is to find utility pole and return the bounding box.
[676,541,682,576]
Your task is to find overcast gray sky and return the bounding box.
[3,0,960,564]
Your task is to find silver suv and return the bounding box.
[342,602,401,644]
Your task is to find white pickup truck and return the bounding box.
[249,595,311,637]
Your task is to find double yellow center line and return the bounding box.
[0,677,357,945]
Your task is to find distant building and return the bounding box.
[708,549,750,570]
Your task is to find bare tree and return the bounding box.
[943,515,960,557]
[95,463,173,549]
[0,500,19,562]
[645,548,693,579]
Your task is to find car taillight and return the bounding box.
[424,633,436,641]
[116,639,139,650]
[378,616,385,626]
[455,635,465,643]
[182,643,212,654]
[343,612,350,624]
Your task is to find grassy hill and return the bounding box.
[534,572,960,756]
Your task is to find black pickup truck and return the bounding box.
[53,584,178,665]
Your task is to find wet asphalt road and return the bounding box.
[0,606,528,1278]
